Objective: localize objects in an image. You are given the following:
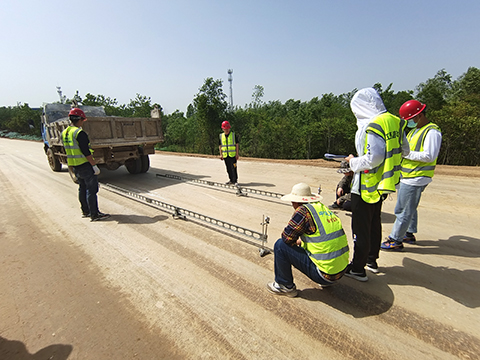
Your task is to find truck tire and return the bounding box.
[140,155,150,173]
[47,148,62,172]
[125,158,142,174]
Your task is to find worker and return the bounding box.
[329,161,353,211]
[266,183,349,297]
[218,120,239,186]
[344,88,410,281]
[381,100,442,250]
[62,108,110,222]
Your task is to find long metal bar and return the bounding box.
[101,183,271,253]
[155,173,284,199]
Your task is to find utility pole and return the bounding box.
[227,69,233,110]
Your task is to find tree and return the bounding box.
[416,69,452,111]
[251,85,264,108]
[82,93,120,115]
[193,78,228,155]
[2,104,41,135]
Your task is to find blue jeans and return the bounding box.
[273,239,335,287]
[389,182,427,242]
[74,163,99,217]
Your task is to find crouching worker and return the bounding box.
[267,183,349,297]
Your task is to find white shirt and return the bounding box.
[400,127,442,187]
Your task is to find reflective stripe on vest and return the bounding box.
[401,123,441,179]
[300,203,349,275]
[360,113,405,204]
[62,126,90,167]
[220,132,236,158]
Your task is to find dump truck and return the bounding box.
[41,103,164,180]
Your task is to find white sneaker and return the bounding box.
[266,282,298,297]
[366,261,380,274]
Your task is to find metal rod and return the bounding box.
[155,173,284,199]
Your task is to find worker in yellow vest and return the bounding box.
[344,88,410,281]
[218,121,239,186]
[62,108,110,222]
[266,183,349,297]
[382,100,442,250]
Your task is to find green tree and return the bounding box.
[193,78,228,155]
[82,93,121,115]
[251,85,264,108]
[416,69,452,111]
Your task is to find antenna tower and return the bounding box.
[227,69,233,110]
[56,86,66,104]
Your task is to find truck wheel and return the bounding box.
[47,148,62,172]
[125,158,142,174]
[140,155,150,173]
[68,166,78,184]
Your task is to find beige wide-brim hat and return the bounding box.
[281,182,323,203]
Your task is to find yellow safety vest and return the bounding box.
[401,123,441,179]
[360,112,406,204]
[220,132,236,158]
[62,126,92,167]
[300,202,349,275]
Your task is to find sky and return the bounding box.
[1,0,479,115]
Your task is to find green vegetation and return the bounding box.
[1,67,479,165]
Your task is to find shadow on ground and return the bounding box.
[0,336,72,360]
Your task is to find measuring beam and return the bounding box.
[100,182,272,256]
[155,173,284,199]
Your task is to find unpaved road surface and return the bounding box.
[1,138,479,360]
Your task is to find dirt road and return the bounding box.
[1,138,479,359]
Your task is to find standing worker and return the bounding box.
[266,183,349,297]
[219,121,239,186]
[62,108,110,222]
[381,100,442,250]
[344,88,410,281]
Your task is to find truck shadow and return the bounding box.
[98,166,279,192]
[0,336,72,360]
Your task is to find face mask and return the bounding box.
[407,119,416,128]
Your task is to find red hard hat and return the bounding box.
[399,100,426,120]
[69,108,86,119]
[221,121,231,129]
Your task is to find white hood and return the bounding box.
[350,88,386,155]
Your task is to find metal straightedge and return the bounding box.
[100,182,272,255]
[155,173,284,199]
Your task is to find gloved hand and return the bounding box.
[92,165,101,175]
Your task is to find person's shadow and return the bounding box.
[111,214,169,224]
[403,235,480,258]
[385,257,480,308]
[0,336,72,360]
[299,277,395,318]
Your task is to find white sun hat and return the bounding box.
[281,183,323,203]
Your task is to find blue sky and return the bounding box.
[1,0,479,114]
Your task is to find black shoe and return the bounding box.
[403,233,417,244]
[366,261,379,273]
[344,264,368,282]
[91,212,111,222]
[82,212,90,218]
[328,202,341,210]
